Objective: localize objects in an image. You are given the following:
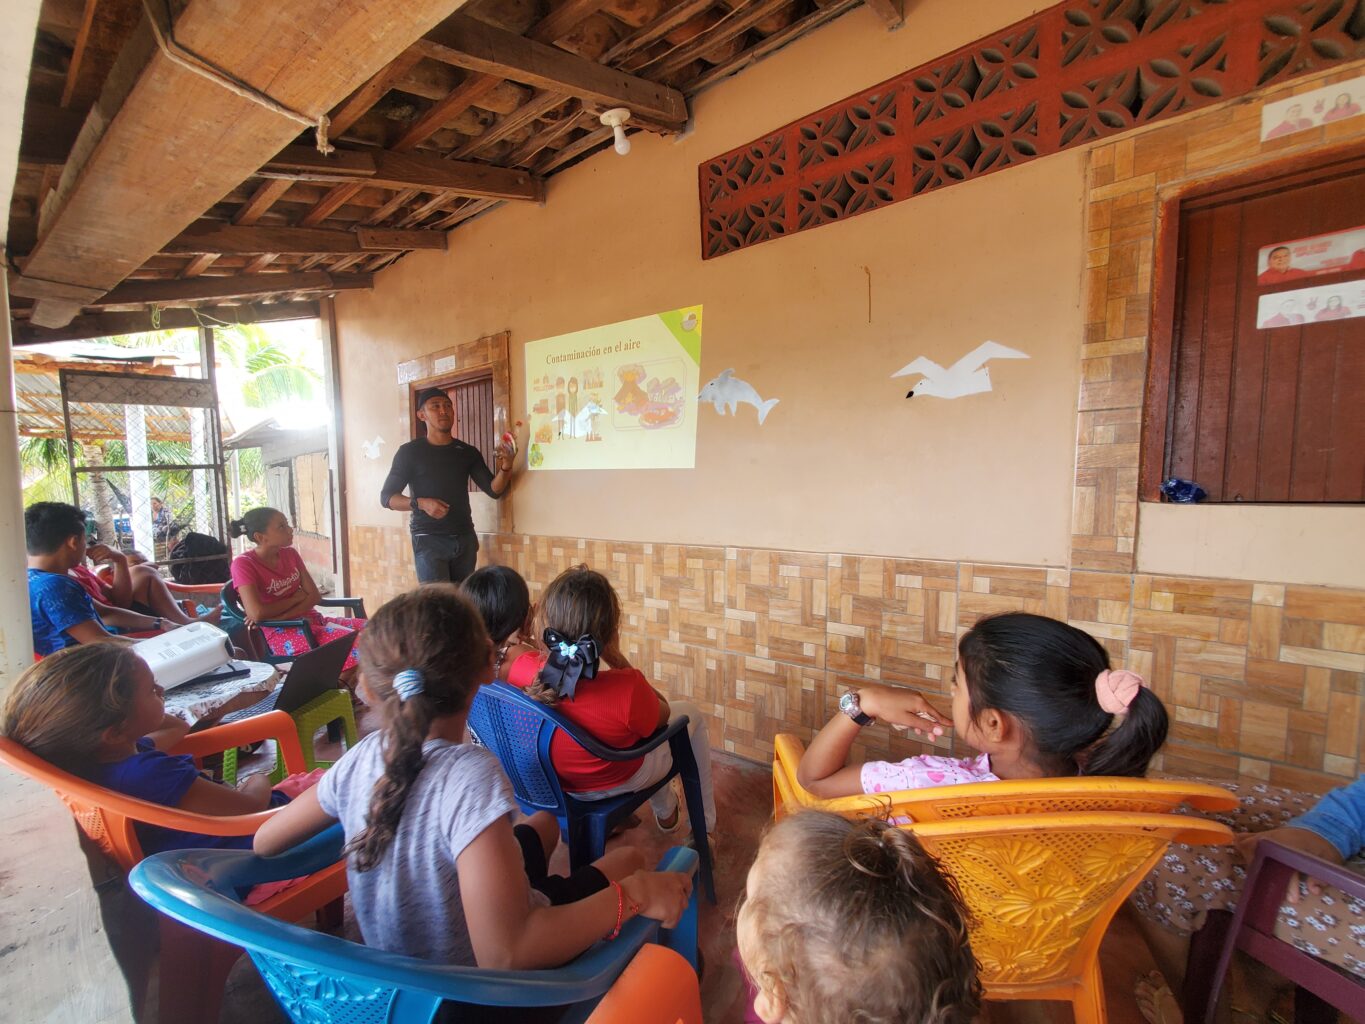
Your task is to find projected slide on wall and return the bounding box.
[524,306,702,471]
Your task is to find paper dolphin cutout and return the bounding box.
[892,341,1030,399]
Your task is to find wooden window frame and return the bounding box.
[1139,143,1365,503]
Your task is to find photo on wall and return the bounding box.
[1260,74,1365,141]
[1255,279,1365,328]
[524,306,702,471]
[1257,226,1365,285]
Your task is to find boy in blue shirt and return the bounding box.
[26,502,160,655]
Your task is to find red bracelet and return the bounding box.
[606,880,640,940]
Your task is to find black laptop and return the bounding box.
[220,632,357,723]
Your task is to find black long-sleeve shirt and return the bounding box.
[379,437,500,535]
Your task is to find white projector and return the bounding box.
[134,622,234,690]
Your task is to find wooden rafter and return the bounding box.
[94,272,373,308]
[684,0,862,95]
[161,221,447,256]
[642,0,799,80]
[418,15,687,131]
[13,301,322,345]
[863,0,906,30]
[60,0,142,113]
[259,146,544,201]
[327,49,427,136]
[19,0,478,328]
[603,0,716,65]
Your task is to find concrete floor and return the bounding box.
[209,708,1170,1024]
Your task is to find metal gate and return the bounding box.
[59,367,230,573]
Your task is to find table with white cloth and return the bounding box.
[163,660,279,728]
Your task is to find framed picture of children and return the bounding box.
[1257,226,1365,285]
[1260,74,1365,141]
[1255,279,1365,329]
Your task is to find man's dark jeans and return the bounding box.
[411,531,478,585]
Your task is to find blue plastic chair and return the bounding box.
[468,682,716,904]
[129,823,700,1024]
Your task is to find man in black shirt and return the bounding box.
[380,388,513,584]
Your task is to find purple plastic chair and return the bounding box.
[1203,839,1364,1024]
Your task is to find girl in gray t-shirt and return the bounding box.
[254,585,693,974]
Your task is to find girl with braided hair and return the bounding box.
[255,585,692,988]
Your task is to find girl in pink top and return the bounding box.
[229,507,364,670]
[798,612,1170,800]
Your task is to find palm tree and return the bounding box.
[18,322,325,523]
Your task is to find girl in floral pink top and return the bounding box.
[798,612,1170,799]
[229,507,364,670]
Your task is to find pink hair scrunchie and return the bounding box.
[1095,669,1143,715]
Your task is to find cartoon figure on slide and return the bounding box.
[698,369,779,424]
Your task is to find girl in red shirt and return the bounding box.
[494,564,716,838]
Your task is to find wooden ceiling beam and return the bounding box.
[161,221,447,256]
[60,0,142,114]
[603,0,715,65]
[12,301,322,345]
[328,49,428,136]
[20,0,477,328]
[450,89,565,159]
[94,272,373,308]
[642,0,794,80]
[684,0,861,95]
[260,145,544,201]
[417,14,687,131]
[863,0,906,30]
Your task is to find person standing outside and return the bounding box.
[380,388,513,584]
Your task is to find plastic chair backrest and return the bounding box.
[467,683,570,814]
[908,812,1233,1001]
[1204,838,1365,1021]
[130,831,700,1024]
[0,711,305,871]
[585,944,703,1024]
[772,733,1239,822]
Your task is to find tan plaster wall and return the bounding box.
[1136,504,1365,589]
[335,0,1083,567]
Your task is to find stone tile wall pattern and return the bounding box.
[345,63,1365,797]
[350,523,1363,794]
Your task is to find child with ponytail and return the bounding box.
[798,611,1169,798]
[501,564,717,839]
[255,585,692,980]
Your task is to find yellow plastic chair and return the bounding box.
[772,732,1239,822]
[909,812,1233,1024]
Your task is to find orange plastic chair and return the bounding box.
[585,943,704,1024]
[772,732,1239,822]
[0,710,347,1024]
[907,811,1233,1024]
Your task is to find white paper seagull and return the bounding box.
[892,340,1030,399]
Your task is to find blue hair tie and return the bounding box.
[393,669,425,702]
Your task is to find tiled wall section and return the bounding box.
[349,524,1364,794]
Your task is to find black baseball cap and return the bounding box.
[415,387,449,409]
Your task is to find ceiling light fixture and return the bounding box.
[600,107,632,156]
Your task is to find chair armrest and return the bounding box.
[317,596,366,618]
[165,582,225,597]
[172,710,308,774]
[1253,839,1365,898]
[552,711,688,762]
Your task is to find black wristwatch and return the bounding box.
[839,690,874,727]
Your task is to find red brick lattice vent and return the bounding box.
[699,0,1365,258]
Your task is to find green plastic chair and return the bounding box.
[221,689,358,784]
